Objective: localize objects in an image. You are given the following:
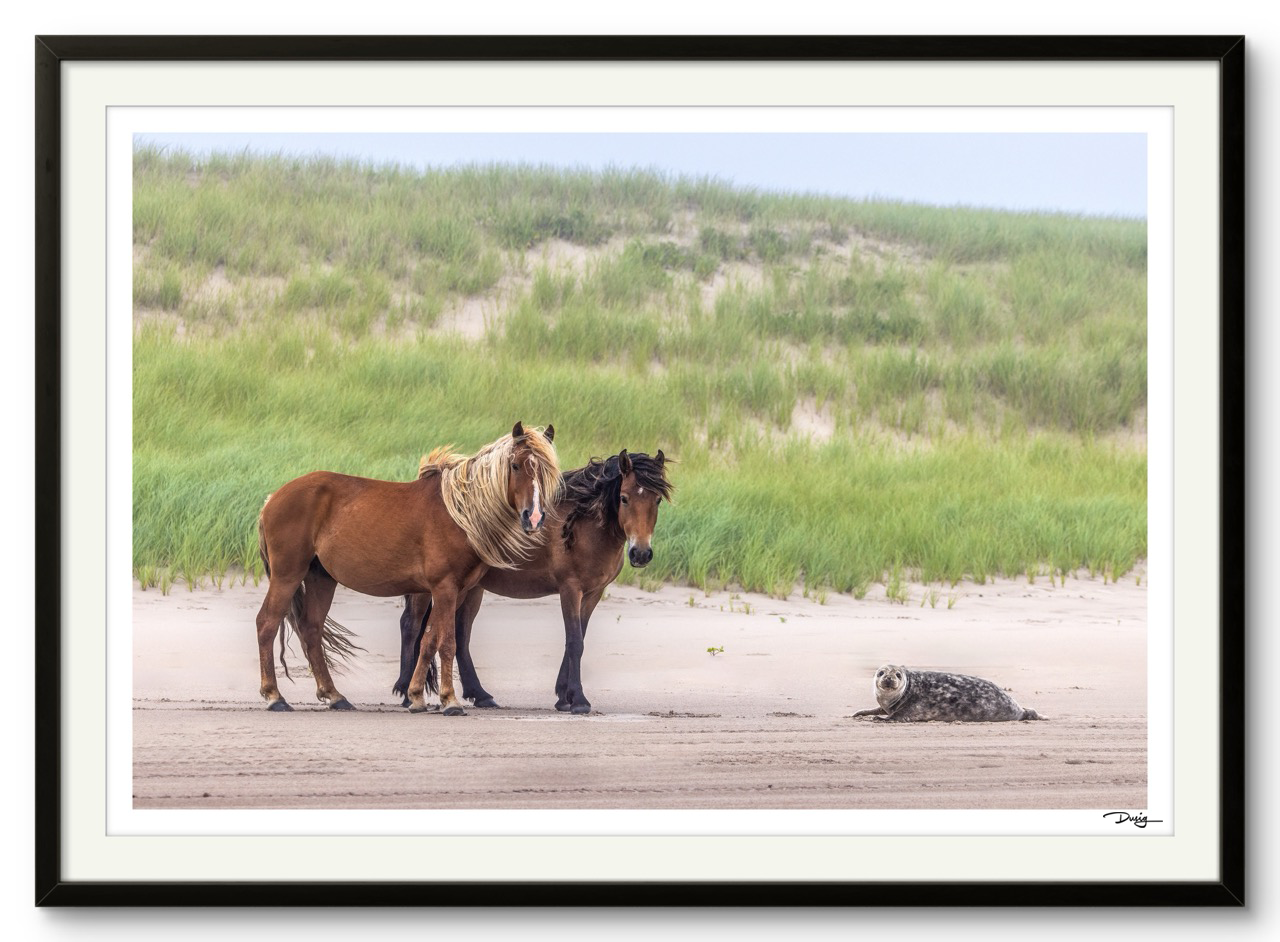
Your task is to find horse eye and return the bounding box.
[619,494,629,505]
[511,462,520,472]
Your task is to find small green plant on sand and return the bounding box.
[886,564,909,605]
[706,645,725,656]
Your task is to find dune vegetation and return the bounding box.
[132,145,1148,597]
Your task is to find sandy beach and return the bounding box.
[132,573,1146,810]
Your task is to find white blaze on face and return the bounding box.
[529,477,542,529]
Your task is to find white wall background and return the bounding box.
[1,1,1273,937]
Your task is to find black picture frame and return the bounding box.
[34,34,1245,907]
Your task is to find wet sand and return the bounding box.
[132,575,1146,810]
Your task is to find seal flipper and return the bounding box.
[1019,709,1046,721]
[852,707,886,717]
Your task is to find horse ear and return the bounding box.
[545,424,554,443]
[618,449,632,475]
[656,449,665,466]
[512,421,525,440]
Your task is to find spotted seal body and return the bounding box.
[853,664,1045,722]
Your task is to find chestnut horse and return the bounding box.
[255,422,560,715]
[389,449,672,714]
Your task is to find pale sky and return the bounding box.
[136,132,1147,219]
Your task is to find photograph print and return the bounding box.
[127,124,1153,825]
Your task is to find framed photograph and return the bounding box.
[35,36,1244,906]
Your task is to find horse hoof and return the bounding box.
[554,700,571,712]
[267,700,293,712]
[329,699,356,711]
[473,697,500,709]
[401,697,411,709]
[407,702,437,714]
[570,702,592,715]
[443,706,467,717]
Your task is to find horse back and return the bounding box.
[262,471,467,595]
[265,470,423,530]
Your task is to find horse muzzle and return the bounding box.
[628,545,653,568]
[521,508,544,532]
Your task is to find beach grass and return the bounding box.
[132,146,1147,595]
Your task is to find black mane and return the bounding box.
[560,452,672,548]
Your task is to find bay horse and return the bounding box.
[255,422,560,715]
[388,449,672,714]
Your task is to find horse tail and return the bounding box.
[276,584,366,680]
[256,504,294,680]
[425,662,438,696]
[415,597,439,695]
[423,596,439,695]
[317,611,366,673]
[259,501,365,679]
[257,501,272,578]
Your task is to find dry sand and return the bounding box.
[132,574,1146,810]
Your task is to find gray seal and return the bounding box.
[853,664,1045,722]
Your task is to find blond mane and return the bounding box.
[418,427,561,569]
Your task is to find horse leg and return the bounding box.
[395,592,431,708]
[555,587,604,712]
[407,584,466,716]
[455,586,499,708]
[294,571,354,710]
[573,586,606,704]
[580,589,603,628]
[553,585,591,714]
[434,586,467,716]
[255,567,308,711]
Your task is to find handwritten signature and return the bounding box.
[1102,811,1164,828]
